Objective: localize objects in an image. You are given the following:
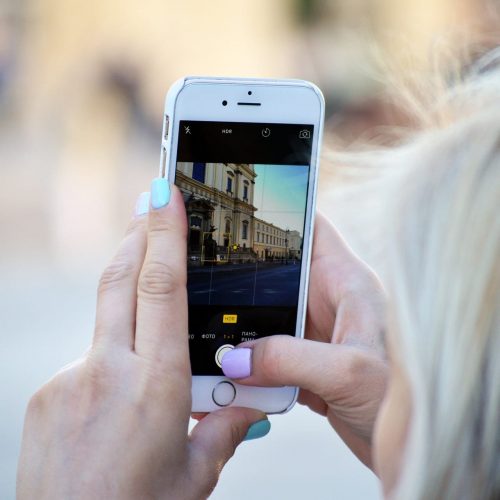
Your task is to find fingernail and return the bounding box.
[244,419,271,441]
[135,191,150,216]
[151,177,171,209]
[221,348,252,379]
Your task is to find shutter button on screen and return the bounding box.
[215,344,234,368]
[212,381,236,407]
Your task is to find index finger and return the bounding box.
[309,212,387,348]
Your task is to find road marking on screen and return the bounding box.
[223,314,238,324]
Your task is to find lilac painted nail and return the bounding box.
[221,348,252,379]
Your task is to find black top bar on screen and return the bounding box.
[176,121,314,165]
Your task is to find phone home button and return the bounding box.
[212,381,236,407]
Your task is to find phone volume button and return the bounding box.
[160,146,167,177]
[163,114,170,140]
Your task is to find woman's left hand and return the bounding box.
[17,180,268,500]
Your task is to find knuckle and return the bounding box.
[27,386,49,415]
[138,260,182,299]
[342,349,371,387]
[141,361,191,405]
[98,259,135,293]
[342,266,386,306]
[86,350,143,399]
[148,213,188,246]
[258,337,287,381]
[26,371,70,416]
[207,410,244,453]
[149,216,177,237]
[124,217,146,237]
[81,357,124,407]
[228,421,244,451]
[86,348,116,381]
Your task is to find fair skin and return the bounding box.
[227,213,389,469]
[18,186,401,498]
[17,187,266,500]
[373,334,412,495]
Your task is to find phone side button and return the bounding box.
[212,381,236,407]
[163,114,169,140]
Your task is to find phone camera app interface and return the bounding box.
[175,121,313,375]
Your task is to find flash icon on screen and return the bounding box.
[223,314,238,324]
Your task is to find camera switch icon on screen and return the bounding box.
[223,314,238,324]
[299,129,311,139]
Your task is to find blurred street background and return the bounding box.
[1,1,498,498]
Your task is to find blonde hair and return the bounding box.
[322,49,500,499]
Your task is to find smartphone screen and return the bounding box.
[174,120,313,375]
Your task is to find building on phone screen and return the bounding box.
[286,230,302,259]
[253,218,290,261]
[175,162,301,265]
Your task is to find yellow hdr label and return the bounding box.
[223,314,238,324]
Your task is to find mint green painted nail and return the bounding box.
[243,419,271,441]
[151,177,171,209]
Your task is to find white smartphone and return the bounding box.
[159,77,324,413]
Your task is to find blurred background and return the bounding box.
[1,0,498,498]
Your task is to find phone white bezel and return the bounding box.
[160,77,324,414]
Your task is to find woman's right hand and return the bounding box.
[222,212,388,469]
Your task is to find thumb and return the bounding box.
[221,335,371,400]
[188,408,270,482]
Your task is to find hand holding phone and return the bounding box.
[222,213,389,469]
[18,184,268,500]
